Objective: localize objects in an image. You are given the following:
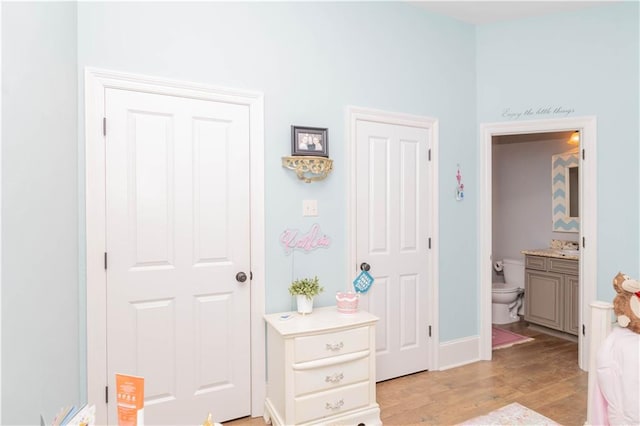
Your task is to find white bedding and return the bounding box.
[595,326,640,425]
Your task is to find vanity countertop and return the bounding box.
[521,248,579,260]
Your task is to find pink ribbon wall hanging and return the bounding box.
[456,164,464,201]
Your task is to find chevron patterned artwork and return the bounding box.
[551,152,579,233]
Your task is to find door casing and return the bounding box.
[346,106,440,372]
[85,68,265,423]
[479,116,597,371]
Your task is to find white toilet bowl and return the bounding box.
[492,283,523,324]
[492,258,525,324]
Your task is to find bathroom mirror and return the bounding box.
[552,152,579,232]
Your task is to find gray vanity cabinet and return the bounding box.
[524,255,579,336]
[525,270,563,330]
[564,275,580,335]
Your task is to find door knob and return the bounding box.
[360,263,371,272]
[236,272,248,283]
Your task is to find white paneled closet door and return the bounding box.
[355,119,432,382]
[105,88,251,424]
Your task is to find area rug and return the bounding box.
[492,326,533,349]
[459,402,559,425]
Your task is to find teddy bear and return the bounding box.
[612,272,640,334]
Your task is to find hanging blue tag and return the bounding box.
[353,270,374,294]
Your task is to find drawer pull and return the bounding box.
[325,399,344,410]
[326,342,344,351]
[325,372,344,383]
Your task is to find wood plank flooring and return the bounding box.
[225,321,588,425]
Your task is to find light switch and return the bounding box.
[303,200,318,217]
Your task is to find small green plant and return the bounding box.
[288,276,324,300]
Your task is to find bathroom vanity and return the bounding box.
[521,250,579,336]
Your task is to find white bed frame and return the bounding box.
[586,301,614,425]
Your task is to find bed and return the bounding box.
[586,301,640,425]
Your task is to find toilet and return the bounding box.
[492,258,525,324]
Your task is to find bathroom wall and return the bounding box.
[492,136,579,281]
[477,2,639,301]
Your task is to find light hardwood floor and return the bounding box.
[226,321,587,425]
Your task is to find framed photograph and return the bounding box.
[291,126,329,157]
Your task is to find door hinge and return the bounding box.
[105,385,109,404]
[582,237,586,249]
[582,149,585,160]
[582,324,586,336]
[428,325,432,337]
[103,117,107,136]
[104,252,107,270]
[428,148,431,161]
[428,237,431,249]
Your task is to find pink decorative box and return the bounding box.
[336,292,359,314]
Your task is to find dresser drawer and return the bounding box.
[294,354,369,396]
[548,257,579,274]
[294,326,369,363]
[525,255,547,270]
[294,381,370,424]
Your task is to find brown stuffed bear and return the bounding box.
[612,272,640,334]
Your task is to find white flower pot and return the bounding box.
[296,295,314,314]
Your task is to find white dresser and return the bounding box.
[263,306,381,426]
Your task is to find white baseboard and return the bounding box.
[438,335,480,371]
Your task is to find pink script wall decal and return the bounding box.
[280,224,331,255]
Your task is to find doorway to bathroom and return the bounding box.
[479,117,597,372]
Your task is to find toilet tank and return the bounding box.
[503,258,525,287]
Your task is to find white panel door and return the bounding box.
[356,120,431,381]
[105,88,251,424]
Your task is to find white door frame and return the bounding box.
[479,116,597,371]
[0,5,3,422]
[85,68,265,423]
[346,106,440,371]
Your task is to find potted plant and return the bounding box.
[289,276,324,314]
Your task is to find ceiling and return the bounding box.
[411,1,617,25]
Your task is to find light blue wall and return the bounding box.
[477,2,640,302]
[1,2,79,424]
[76,2,478,341]
[2,3,637,423]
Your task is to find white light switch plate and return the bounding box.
[303,200,318,216]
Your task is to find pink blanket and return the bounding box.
[594,326,640,425]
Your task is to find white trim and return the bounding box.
[0,3,3,422]
[479,116,597,371]
[84,68,265,423]
[346,106,440,371]
[437,336,480,371]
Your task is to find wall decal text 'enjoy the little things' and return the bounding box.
[502,106,574,120]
